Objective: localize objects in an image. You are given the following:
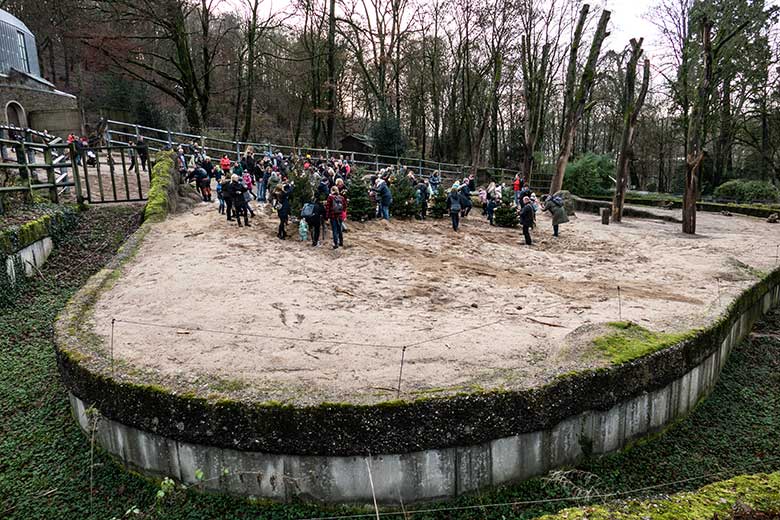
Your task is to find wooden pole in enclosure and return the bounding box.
[43,145,58,203]
[69,143,84,203]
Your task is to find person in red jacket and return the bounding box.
[219,155,232,180]
[325,186,347,249]
[513,173,524,206]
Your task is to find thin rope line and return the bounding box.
[296,456,780,520]
[113,316,514,351]
[404,319,506,349]
[113,318,404,350]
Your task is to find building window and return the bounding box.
[17,31,30,73]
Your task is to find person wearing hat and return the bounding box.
[194,165,211,202]
[519,195,535,245]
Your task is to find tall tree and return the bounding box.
[612,39,650,222]
[84,0,234,131]
[549,5,611,194]
[518,0,570,185]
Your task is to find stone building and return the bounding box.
[0,9,80,136]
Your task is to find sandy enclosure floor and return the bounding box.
[92,202,779,404]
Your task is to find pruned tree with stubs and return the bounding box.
[612,38,650,222]
[549,4,611,195]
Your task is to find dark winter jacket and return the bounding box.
[136,141,149,159]
[203,161,215,178]
[446,192,462,212]
[544,199,569,226]
[374,182,393,206]
[520,203,535,227]
[227,179,247,203]
[276,182,293,218]
[305,200,325,227]
[416,183,430,203]
[194,167,209,188]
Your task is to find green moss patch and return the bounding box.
[143,151,176,223]
[593,322,695,365]
[539,472,780,519]
[0,204,80,307]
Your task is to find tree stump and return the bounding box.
[600,207,610,225]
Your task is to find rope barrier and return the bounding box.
[112,317,510,352]
[113,318,404,350]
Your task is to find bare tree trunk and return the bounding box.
[232,48,244,141]
[325,0,337,148]
[713,79,731,189]
[241,0,259,142]
[612,39,650,222]
[550,6,611,194]
[683,18,713,235]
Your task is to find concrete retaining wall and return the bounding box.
[68,283,780,505]
[5,235,52,284]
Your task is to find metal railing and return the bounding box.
[105,119,554,190]
[0,124,152,209]
[0,137,77,210]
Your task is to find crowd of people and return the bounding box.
[176,144,569,249]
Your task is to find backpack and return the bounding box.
[551,195,564,207]
[332,195,344,214]
[301,202,316,218]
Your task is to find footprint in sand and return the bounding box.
[270,302,288,326]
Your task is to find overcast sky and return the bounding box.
[602,0,661,54]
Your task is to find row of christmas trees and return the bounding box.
[286,168,519,227]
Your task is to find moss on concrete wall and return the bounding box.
[539,472,780,519]
[143,151,176,223]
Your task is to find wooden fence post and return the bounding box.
[15,142,33,201]
[69,143,84,203]
[44,145,57,203]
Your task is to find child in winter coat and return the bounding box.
[216,179,226,214]
[446,187,463,231]
[486,197,498,226]
[298,219,309,241]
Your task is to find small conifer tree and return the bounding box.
[390,177,419,218]
[494,198,519,228]
[347,178,374,221]
[430,188,448,218]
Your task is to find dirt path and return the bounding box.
[92,201,779,404]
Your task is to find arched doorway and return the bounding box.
[6,101,26,128]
